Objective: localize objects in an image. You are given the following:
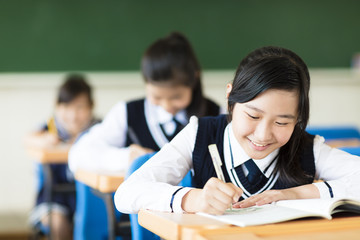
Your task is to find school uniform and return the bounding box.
[68,98,221,173]
[30,117,99,226]
[114,115,360,214]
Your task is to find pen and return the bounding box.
[208,144,232,210]
[47,117,58,137]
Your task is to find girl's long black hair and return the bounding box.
[141,32,214,118]
[228,46,311,186]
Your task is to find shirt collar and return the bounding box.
[147,99,187,125]
[225,122,279,176]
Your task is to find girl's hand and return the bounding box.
[42,132,60,146]
[129,144,155,162]
[25,132,60,148]
[233,189,294,208]
[182,177,242,215]
[233,184,320,208]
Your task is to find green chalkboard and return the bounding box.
[0,0,359,72]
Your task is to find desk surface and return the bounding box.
[326,138,360,148]
[26,144,70,163]
[75,169,125,193]
[139,209,360,240]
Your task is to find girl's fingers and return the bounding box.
[202,178,242,214]
[206,196,230,215]
[225,183,243,202]
[237,190,283,208]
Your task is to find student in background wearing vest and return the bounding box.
[26,74,99,240]
[68,32,223,174]
[114,46,360,215]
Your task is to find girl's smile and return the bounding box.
[230,88,299,160]
[248,138,272,151]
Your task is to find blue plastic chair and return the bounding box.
[340,146,360,156]
[74,180,132,240]
[74,181,110,240]
[306,126,360,140]
[125,152,192,240]
[74,128,127,240]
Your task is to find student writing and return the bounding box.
[26,74,99,239]
[68,32,223,173]
[114,46,360,215]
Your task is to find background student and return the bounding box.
[26,74,99,240]
[114,46,360,215]
[68,32,223,173]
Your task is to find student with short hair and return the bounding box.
[27,74,99,240]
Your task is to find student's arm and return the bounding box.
[234,184,319,208]
[114,117,198,214]
[115,116,242,215]
[25,131,60,148]
[69,102,137,173]
[312,135,360,199]
[25,120,61,149]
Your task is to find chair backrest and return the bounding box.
[73,181,110,240]
[340,147,360,156]
[125,152,193,240]
[306,126,360,140]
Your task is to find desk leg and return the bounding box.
[103,193,117,240]
[43,164,53,240]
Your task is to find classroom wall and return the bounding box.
[1,69,360,233]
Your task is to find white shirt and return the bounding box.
[68,99,188,173]
[114,116,360,214]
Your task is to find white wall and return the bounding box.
[0,69,360,231]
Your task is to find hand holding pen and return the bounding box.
[180,144,242,215]
[208,144,243,212]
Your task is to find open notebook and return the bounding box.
[198,198,360,227]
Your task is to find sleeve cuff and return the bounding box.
[313,180,347,199]
[171,187,193,213]
[313,182,332,198]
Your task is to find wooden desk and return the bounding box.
[139,210,360,240]
[26,144,73,240]
[194,228,360,240]
[26,144,70,163]
[75,169,124,193]
[138,210,228,240]
[74,169,127,240]
[326,138,360,148]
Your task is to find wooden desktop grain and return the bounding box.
[326,138,360,148]
[26,144,70,163]
[75,169,124,193]
[139,209,360,240]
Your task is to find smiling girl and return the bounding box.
[27,74,98,239]
[114,46,360,215]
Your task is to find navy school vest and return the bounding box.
[125,98,221,151]
[192,115,315,191]
[126,99,161,151]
